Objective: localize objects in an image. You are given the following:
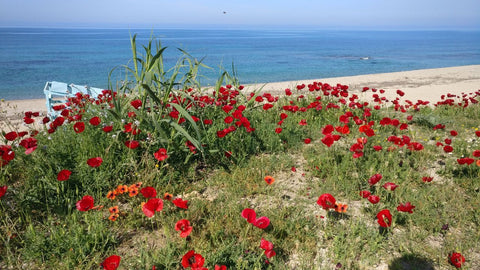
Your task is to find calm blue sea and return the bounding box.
[0,28,479,100]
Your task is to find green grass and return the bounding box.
[0,36,479,269]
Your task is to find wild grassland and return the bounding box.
[0,37,479,269]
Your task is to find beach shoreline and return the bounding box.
[1,64,479,131]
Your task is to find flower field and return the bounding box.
[1,37,479,269]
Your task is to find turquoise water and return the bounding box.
[0,28,479,100]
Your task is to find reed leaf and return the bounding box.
[169,103,204,155]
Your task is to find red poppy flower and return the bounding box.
[172,198,188,209]
[304,138,311,144]
[373,145,383,151]
[101,254,121,270]
[57,169,72,181]
[472,150,480,157]
[263,103,273,111]
[352,151,364,158]
[140,186,157,198]
[123,123,141,135]
[241,208,257,224]
[321,135,335,147]
[339,114,350,124]
[275,127,282,134]
[397,202,415,213]
[448,252,465,268]
[457,157,475,165]
[19,137,37,155]
[376,209,392,227]
[89,116,101,126]
[396,90,405,97]
[360,190,371,198]
[73,122,85,133]
[222,105,233,114]
[124,140,139,149]
[254,216,271,229]
[60,109,69,117]
[317,193,336,210]
[361,127,375,137]
[260,237,274,251]
[181,250,205,268]
[476,130,480,137]
[51,116,65,128]
[0,186,7,198]
[264,249,276,259]
[443,145,453,153]
[382,182,398,191]
[130,99,142,109]
[76,195,94,211]
[299,119,307,126]
[444,138,452,145]
[142,198,163,217]
[450,130,458,136]
[87,157,103,168]
[102,125,113,133]
[368,174,382,186]
[23,117,34,124]
[203,119,213,125]
[216,130,226,138]
[175,219,193,238]
[367,195,380,204]
[154,148,168,161]
[4,131,18,141]
[0,145,15,166]
[255,96,264,102]
[422,176,433,182]
[224,116,234,124]
[321,124,334,135]
[184,141,197,153]
[350,142,364,153]
[52,104,66,111]
[215,265,227,270]
[42,116,50,124]
[335,125,350,135]
[433,124,445,130]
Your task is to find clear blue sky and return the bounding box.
[1,0,479,30]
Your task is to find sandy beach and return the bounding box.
[1,65,479,131]
[255,64,480,103]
